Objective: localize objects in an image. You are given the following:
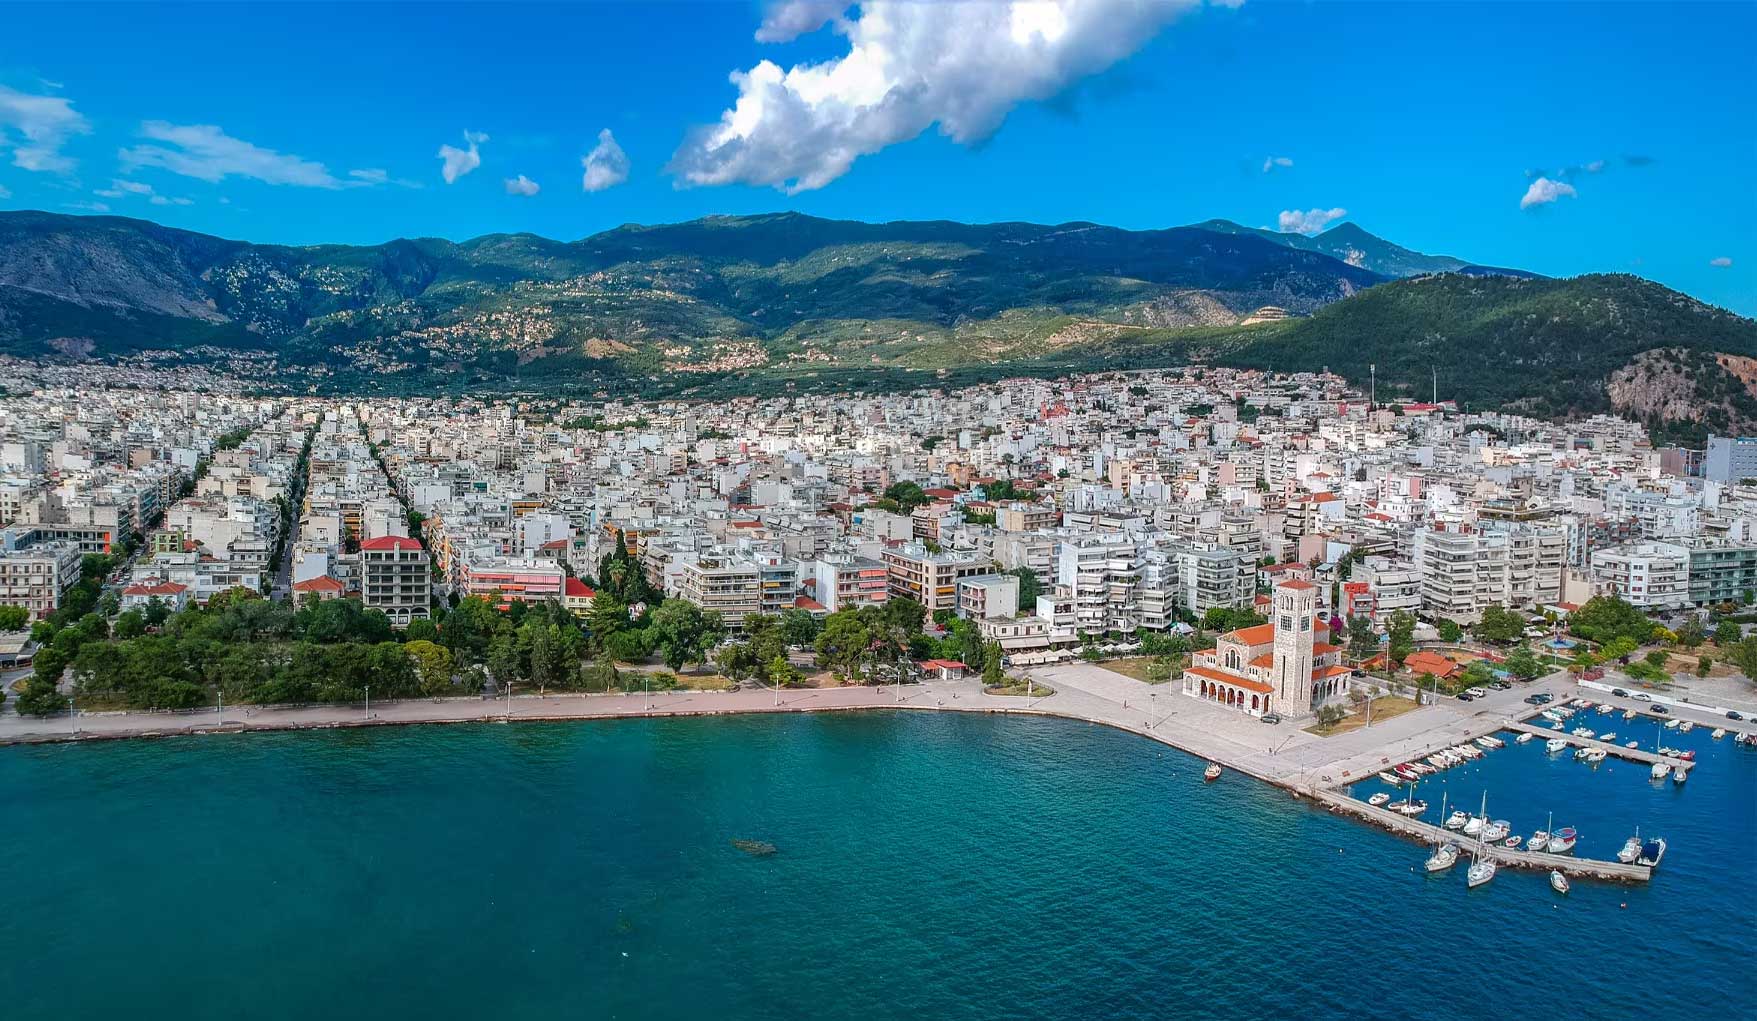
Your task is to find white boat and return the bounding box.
[1623,709,1639,721]
[1481,819,1510,842]
[1573,746,1591,760]
[1547,827,1578,854]
[1617,831,1642,864]
[1597,704,1615,715]
[1425,842,1459,872]
[1678,721,1694,733]
[1204,763,1222,782]
[1368,792,1391,807]
[1476,735,1505,749]
[1531,811,1553,854]
[1445,810,1469,830]
[1378,771,1404,785]
[1572,726,1596,738]
[1572,698,1592,708]
[1664,719,1680,730]
[1457,744,1483,760]
[1463,816,1485,837]
[1650,762,1671,780]
[1545,738,1568,754]
[1548,720,1565,730]
[1550,870,1570,894]
[1426,754,1450,770]
[1599,731,1616,742]
[1439,749,1461,765]
[1466,793,1497,889]
[1503,835,1522,849]
[1409,761,1434,775]
[1584,748,1607,763]
[1637,837,1667,868]
[1392,799,1428,816]
[1626,740,1640,749]
[1672,766,1687,785]
[1542,710,1566,723]
[1515,732,1535,744]
[1712,727,1727,739]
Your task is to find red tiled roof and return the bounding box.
[563,578,596,598]
[293,576,345,593]
[1185,664,1273,694]
[123,581,187,596]
[361,535,424,551]
[1277,579,1317,591]
[1223,623,1277,646]
[794,595,826,611]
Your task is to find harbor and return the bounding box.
[1501,719,1695,776]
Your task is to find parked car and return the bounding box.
[1261,713,1282,725]
[1456,692,1475,702]
[1489,681,1511,691]
[1466,686,1489,697]
[1611,687,1629,697]
[1728,710,1746,721]
[1650,704,1670,715]
[1523,695,1545,705]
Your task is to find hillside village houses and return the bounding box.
[8,367,1757,701]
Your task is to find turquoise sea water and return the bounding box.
[3,711,1753,1019]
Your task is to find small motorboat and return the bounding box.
[1481,819,1510,843]
[1665,719,1680,730]
[1503,835,1523,849]
[1678,749,1696,762]
[1623,709,1639,721]
[1391,799,1428,816]
[1637,837,1667,868]
[1464,816,1485,837]
[1378,771,1404,785]
[1444,810,1469,830]
[1427,755,1451,770]
[1597,704,1615,715]
[1599,731,1616,742]
[1572,726,1596,739]
[1368,792,1392,807]
[1425,843,1459,872]
[1625,740,1640,749]
[1672,766,1687,785]
[1547,827,1578,854]
[1550,870,1570,894]
[1409,761,1434,776]
[1456,744,1483,760]
[1530,828,1550,849]
[1515,732,1534,744]
[1711,727,1727,739]
[1650,762,1671,781]
[1394,764,1421,781]
[1547,720,1565,730]
[1584,748,1607,763]
[1572,699,1592,709]
[1546,738,1569,754]
[1204,763,1222,782]
[1476,735,1505,749]
[1542,710,1567,723]
[1617,832,1642,864]
[1678,721,1694,733]
[1573,746,1591,761]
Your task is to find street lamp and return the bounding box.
[364,685,370,721]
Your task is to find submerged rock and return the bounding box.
[730,839,777,857]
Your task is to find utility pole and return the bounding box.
[1369,363,1376,410]
[364,685,370,721]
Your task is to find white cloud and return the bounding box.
[348,167,421,189]
[1584,159,1605,173]
[1520,176,1576,210]
[755,1,850,42]
[94,178,192,206]
[63,200,109,213]
[438,130,488,184]
[1261,155,1292,173]
[0,84,91,174]
[581,129,631,192]
[1710,257,1734,268]
[1277,207,1346,235]
[504,174,540,197]
[0,183,10,199]
[120,122,343,187]
[671,0,1200,193]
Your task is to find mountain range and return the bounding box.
[1,209,1753,440]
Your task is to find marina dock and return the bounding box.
[1312,788,1655,882]
[1502,718,1695,775]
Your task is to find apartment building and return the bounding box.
[360,535,431,626]
[1588,542,1691,610]
[957,574,1020,620]
[811,554,889,613]
[882,542,992,611]
[459,557,567,605]
[0,538,82,620]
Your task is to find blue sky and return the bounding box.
[1,1,1751,312]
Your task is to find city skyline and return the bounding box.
[0,1,1751,313]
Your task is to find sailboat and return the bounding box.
[1392,780,1427,816]
[1466,793,1497,889]
[1530,810,1553,853]
[1425,793,1458,872]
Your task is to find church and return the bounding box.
[1180,580,1353,719]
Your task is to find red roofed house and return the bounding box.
[1180,579,1350,719]
[120,580,190,613]
[360,535,431,626]
[562,577,596,618]
[291,575,346,602]
[918,659,968,681]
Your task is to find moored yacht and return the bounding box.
[1463,815,1485,837]
[1503,835,1522,849]
[1617,831,1642,864]
[1425,842,1459,872]
[1515,732,1534,744]
[1546,827,1578,854]
[1368,792,1391,807]
[1445,810,1469,830]
[1378,771,1404,785]
[1637,837,1667,867]
[1672,765,1687,785]
[1711,727,1727,739]
[1584,748,1607,763]
[1650,761,1671,781]
[1466,793,1497,890]
[1481,819,1510,843]
[1204,763,1222,782]
[1550,870,1570,894]
[1623,709,1639,721]
[1545,738,1569,754]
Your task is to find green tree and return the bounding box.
[1675,617,1706,648]
[1345,615,1378,661]
[780,608,821,647]
[1008,566,1042,610]
[982,641,1004,687]
[1386,610,1417,666]
[404,617,440,643]
[405,640,455,694]
[647,600,723,673]
[113,609,147,640]
[815,610,872,680]
[1473,605,1524,644]
[1437,618,1464,643]
[0,604,30,631]
[1504,645,1542,681]
[882,481,929,514]
[1568,595,1656,645]
[1714,620,1743,647]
